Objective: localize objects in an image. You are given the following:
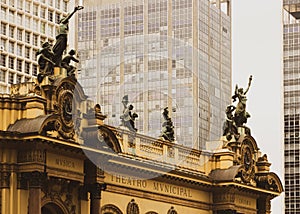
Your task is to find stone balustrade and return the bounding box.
[107,125,234,175]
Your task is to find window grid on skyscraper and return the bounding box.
[283,1,300,212]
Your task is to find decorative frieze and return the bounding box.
[18,150,45,163]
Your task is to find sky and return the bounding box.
[232,0,283,212]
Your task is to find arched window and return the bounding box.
[145,212,158,214]
[101,204,123,214]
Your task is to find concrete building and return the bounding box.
[283,1,300,212]
[0,0,77,93]
[77,0,232,149]
[0,69,283,214]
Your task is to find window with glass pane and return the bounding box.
[25,46,30,59]
[9,0,15,7]
[17,29,22,40]
[55,13,61,24]
[17,1,22,10]
[33,34,38,46]
[8,41,14,53]
[32,64,38,76]
[0,69,5,82]
[9,26,15,38]
[9,10,14,22]
[8,72,14,84]
[48,25,53,36]
[17,13,22,25]
[1,23,6,35]
[25,31,30,43]
[17,44,22,56]
[25,1,30,13]
[0,54,6,66]
[32,49,38,60]
[25,61,30,74]
[0,38,5,50]
[48,11,53,22]
[1,6,6,19]
[41,7,46,19]
[33,4,38,16]
[55,0,61,9]
[63,1,68,12]
[33,19,38,31]
[16,59,22,71]
[25,16,30,28]
[41,22,46,34]
[16,75,21,83]
[8,57,14,69]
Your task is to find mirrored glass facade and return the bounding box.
[78,0,231,149]
[283,0,300,212]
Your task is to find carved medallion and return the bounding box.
[59,90,74,128]
[240,144,255,183]
[56,87,75,139]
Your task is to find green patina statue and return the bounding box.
[160,107,175,142]
[52,6,83,66]
[223,75,253,140]
[120,95,138,132]
[36,6,84,83]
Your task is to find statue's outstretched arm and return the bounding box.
[244,75,252,95]
[61,6,84,24]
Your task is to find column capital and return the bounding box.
[25,171,47,189]
[0,171,11,188]
[90,183,106,200]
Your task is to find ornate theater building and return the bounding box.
[0,70,283,214]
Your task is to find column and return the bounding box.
[1,171,11,214]
[257,196,271,214]
[89,183,106,214]
[27,171,45,214]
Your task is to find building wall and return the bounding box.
[77,0,232,149]
[283,1,300,212]
[101,191,212,214]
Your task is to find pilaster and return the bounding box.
[26,171,46,214]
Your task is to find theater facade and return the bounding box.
[0,72,283,214]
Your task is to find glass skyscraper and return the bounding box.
[78,0,231,149]
[0,0,75,93]
[283,0,300,212]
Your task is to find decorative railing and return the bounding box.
[109,126,218,175]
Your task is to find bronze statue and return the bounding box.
[120,95,138,132]
[62,49,79,76]
[232,75,252,127]
[52,6,83,66]
[37,41,55,83]
[160,107,175,141]
[222,75,253,139]
[222,105,238,141]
